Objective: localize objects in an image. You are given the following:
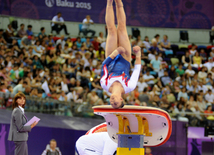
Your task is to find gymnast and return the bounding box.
[75,122,117,155]
[100,0,142,109]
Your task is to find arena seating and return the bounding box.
[0,20,214,127]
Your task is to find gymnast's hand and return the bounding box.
[116,46,125,54]
[133,46,141,57]
[110,46,125,59]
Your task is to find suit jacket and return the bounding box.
[8,107,31,141]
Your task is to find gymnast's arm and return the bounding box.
[128,64,141,91]
[127,49,142,91]
[134,53,142,65]
[109,50,120,59]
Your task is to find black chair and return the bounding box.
[163,57,171,65]
[171,44,179,56]
[210,31,214,45]
[2,32,7,40]
[176,51,185,61]
[179,30,189,42]
[132,28,140,39]
[11,20,18,31]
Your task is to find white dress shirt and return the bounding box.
[82,18,93,29]
[52,15,64,26]
[19,106,24,114]
[205,93,214,103]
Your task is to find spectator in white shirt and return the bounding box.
[204,57,214,71]
[51,12,69,35]
[196,95,206,112]
[148,49,156,61]
[198,67,207,82]
[187,80,199,93]
[197,80,208,94]
[61,77,69,93]
[82,15,95,37]
[137,76,148,92]
[13,80,28,94]
[56,35,66,50]
[177,87,188,101]
[82,51,91,68]
[97,32,106,43]
[143,36,151,50]
[205,89,214,104]
[185,65,195,77]
[189,43,197,58]
[143,70,155,88]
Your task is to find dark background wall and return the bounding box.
[0,0,213,29]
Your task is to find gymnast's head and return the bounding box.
[110,94,124,109]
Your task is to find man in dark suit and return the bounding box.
[8,92,37,155]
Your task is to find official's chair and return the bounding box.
[179,30,189,42]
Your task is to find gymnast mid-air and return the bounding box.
[100,0,142,109]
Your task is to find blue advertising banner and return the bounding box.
[0,0,214,29]
[0,123,86,155]
[188,127,214,155]
[0,121,187,155]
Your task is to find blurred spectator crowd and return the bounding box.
[0,23,214,126]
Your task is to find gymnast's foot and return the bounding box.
[133,46,141,57]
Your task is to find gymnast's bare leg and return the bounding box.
[115,0,132,62]
[105,0,119,57]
